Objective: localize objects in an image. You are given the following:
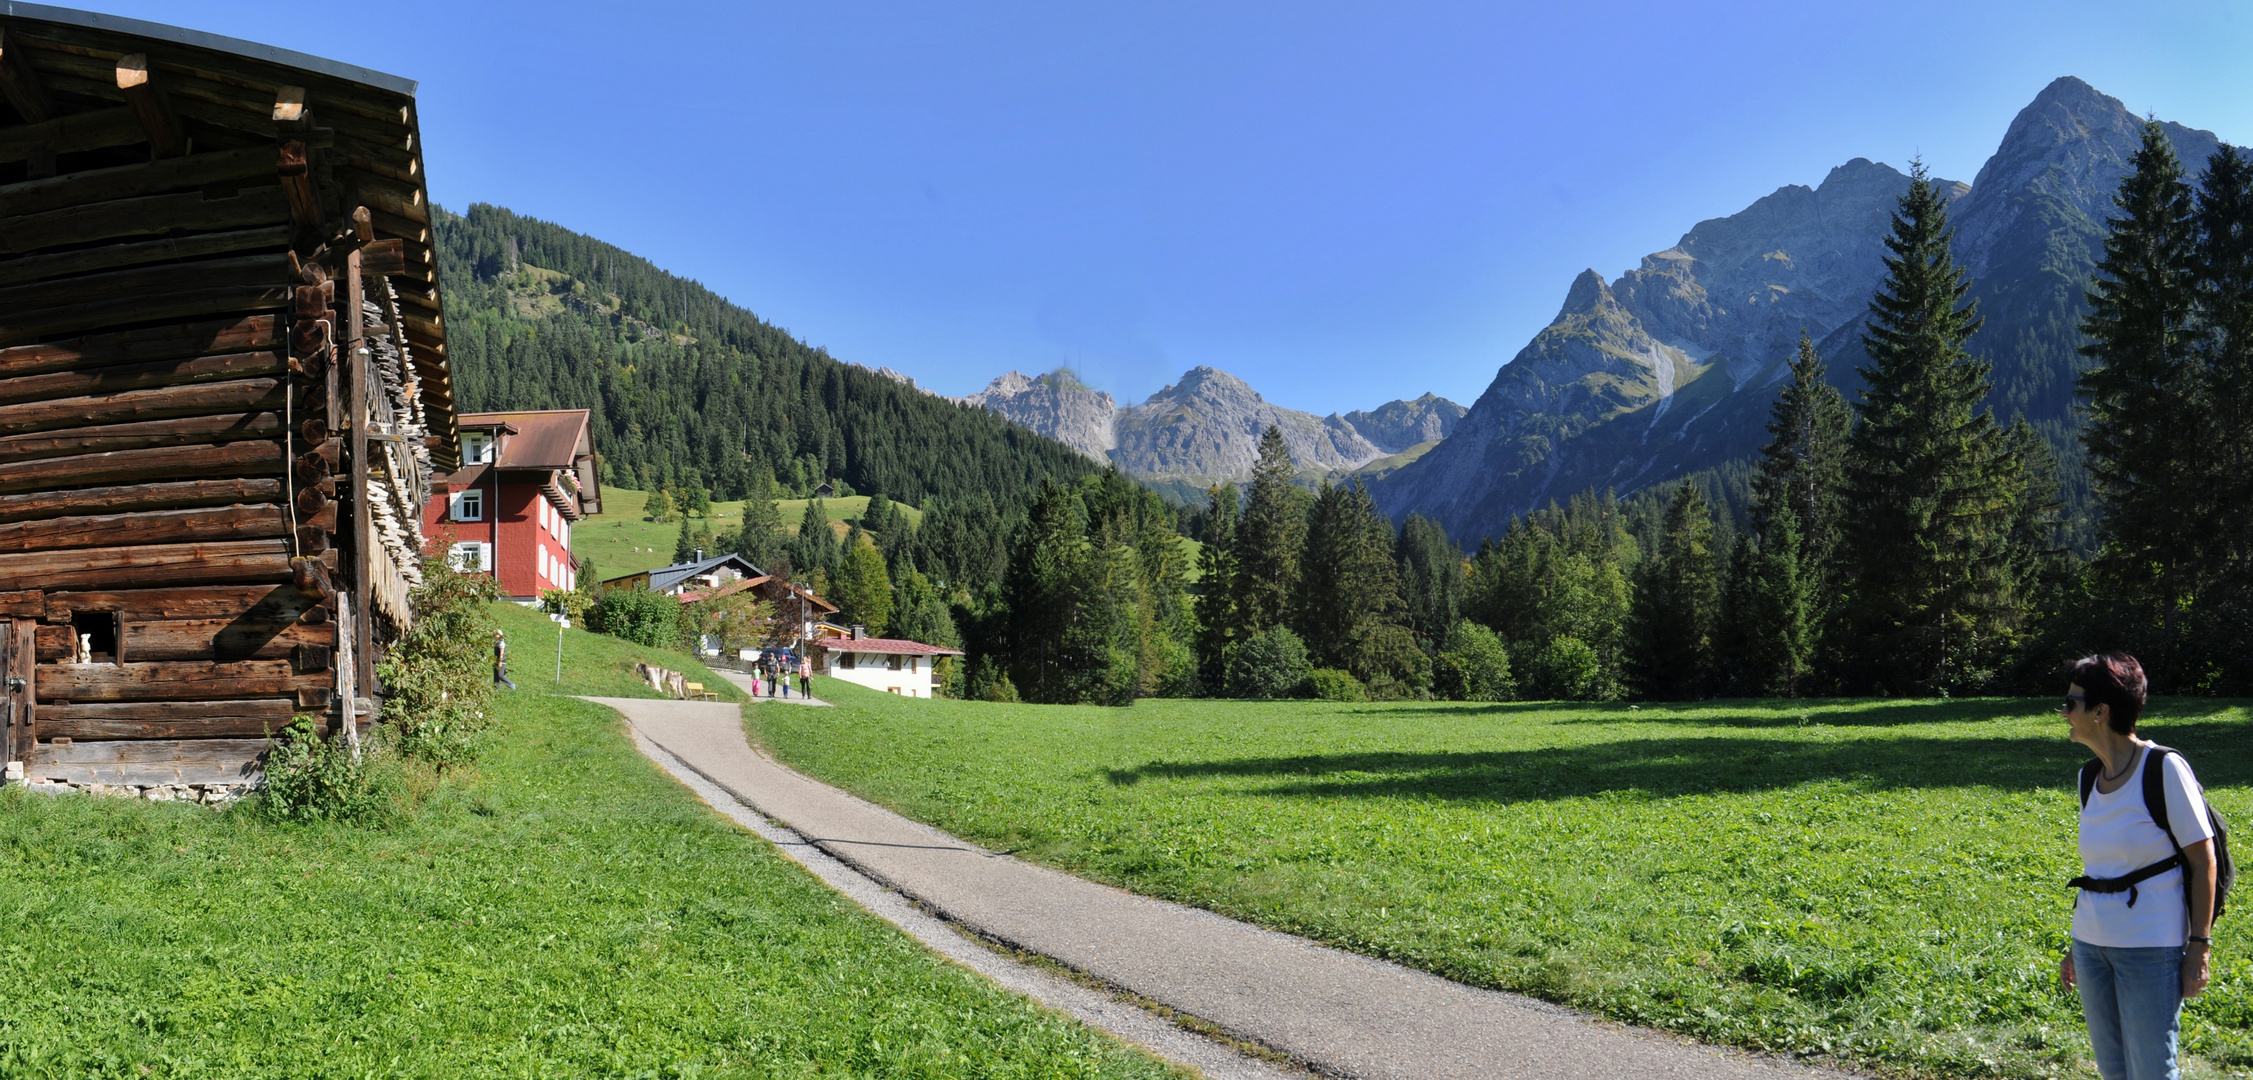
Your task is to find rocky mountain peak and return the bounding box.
[1558,269,1613,318]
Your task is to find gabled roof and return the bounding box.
[828,638,963,656]
[461,409,591,470]
[642,552,762,594]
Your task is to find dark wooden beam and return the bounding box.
[0,376,289,439]
[0,28,54,124]
[39,699,311,742]
[0,440,285,498]
[0,255,288,320]
[0,506,286,556]
[0,350,285,410]
[0,315,279,381]
[0,185,288,257]
[0,227,289,292]
[0,412,286,465]
[277,140,320,236]
[0,478,283,528]
[114,54,187,159]
[0,145,278,218]
[0,286,292,349]
[0,541,296,595]
[0,107,144,165]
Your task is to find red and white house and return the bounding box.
[821,630,962,698]
[421,409,601,600]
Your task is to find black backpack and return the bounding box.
[2071,744,2234,920]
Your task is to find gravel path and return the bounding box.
[594,696,1857,1080]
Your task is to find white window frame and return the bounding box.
[463,432,495,464]
[449,541,492,572]
[450,488,484,522]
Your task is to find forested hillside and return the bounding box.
[432,204,1099,503]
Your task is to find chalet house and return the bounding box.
[604,552,840,652]
[822,628,960,698]
[420,409,598,600]
[0,7,456,794]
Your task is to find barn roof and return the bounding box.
[828,638,963,657]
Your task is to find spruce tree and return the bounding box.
[734,468,787,571]
[1628,480,1722,699]
[1290,483,1423,692]
[838,532,894,637]
[1751,331,1852,589]
[2191,145,2253,682]
[1845,161,2030,694]
[2080,121,2202,650]
[1395,514,1464,651]
[1738,512,1816,696]
[791,500,838,583]
[1193,483,1244,693]
[1234,425,1306,632]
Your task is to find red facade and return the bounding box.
[421,410,600,600]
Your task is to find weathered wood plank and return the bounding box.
[0,478,283,526]
[44,584,316,624]
[0,591,39,617]
[114,55,187,159]
[0,505,286,555]
[0,286,291,348]
[0,315,279,380]
[0,185,288,257]
[39,698,313,741]
[0,411,284,465]
[0,439,283,497]
[0,28,56,124]
[0,106,143,165]
[0,255,287,318]
[0,144,275,218]
[31,738,268,787]
[32,624,69,661]
[36,659,320,703]
[0,349,284,409]
[124,617,335,662]
[0,540,292,592]
[0,227,289,291]
[0,376,286,437]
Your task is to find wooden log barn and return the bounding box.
[0,6,457,798]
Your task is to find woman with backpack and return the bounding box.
[2060,652,2222,1080]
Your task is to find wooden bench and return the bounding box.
[683,681,719,702]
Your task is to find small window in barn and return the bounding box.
[887,654,903,671]
[452,488,483,521]
[838,652,856,670]
[71,611,120,665]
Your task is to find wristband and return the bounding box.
[2189,935,2212,944]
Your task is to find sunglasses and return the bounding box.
[2061,693,2089,714]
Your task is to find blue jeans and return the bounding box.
[2073,939,2183,1080]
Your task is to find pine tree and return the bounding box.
[837,531,894,636]
[1736,511,1816,696]
[1234,425,1306,633]
[888,563,961,649]
[1751,331,1852,589]
[1845,161,2031,694]
[672,515,713,564]
[1628,480,1722,699]
[2080,121,2203,653]
[1194,483,1244,693]
[1291,483,1425,693]
[1395,514,1464,652]
[2191,145,2253,683]
[791,499,838,584]
[734,468,787,571]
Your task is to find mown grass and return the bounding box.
[0,615,1182,1078]
[752,682,2253,1079]
[576,488,921,580]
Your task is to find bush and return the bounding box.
[1528,634,1604,701]
[1435,621,1515,701]
[254,719,400,825]
[1227,626,1311,699]
[379,557,504,771]
[1305,667,1368,702]
[590,587,683,648]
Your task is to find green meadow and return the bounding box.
[574,487,923,581]
[752,683,2253,1079]
[0,609,1177,1078]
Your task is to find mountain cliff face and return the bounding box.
[961,367,1462,488]
[1343,393,1468,454]
[1375,77,2228,543]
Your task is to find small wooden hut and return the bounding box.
[0,6,456,797]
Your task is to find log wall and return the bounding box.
[0,12,454,794]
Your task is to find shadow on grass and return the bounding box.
[1103,717,2253,803]
[1354,697,2048,728]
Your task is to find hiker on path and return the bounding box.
[2060,652,2219,1080]
[494,630,517,690]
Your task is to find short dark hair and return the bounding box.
[2066,652,2146,734]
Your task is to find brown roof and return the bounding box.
[827,638,963,656]
[460,410,592,469]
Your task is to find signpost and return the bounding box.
[551,612,569,683]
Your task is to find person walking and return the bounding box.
[2060,652,2218,1080]
[798,655,812,699]
[493,630,518,690]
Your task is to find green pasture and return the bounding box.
[576,487,920,581]
[0,612,1176,1078]
[753,683,2253,1079]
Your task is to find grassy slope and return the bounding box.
[577,488,922,580]
[752,683,2253,1079]
[0,613,1178,1078]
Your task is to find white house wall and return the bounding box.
[828,652,946,698]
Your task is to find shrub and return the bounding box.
[1305,667,1368,702]
[1528,634,1604,701]
[379,557,503,771]
[1227,626,1311,699]
[590,587,683,648]
[255,719,400,825]
[1435,620,1515,701]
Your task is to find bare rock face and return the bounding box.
[1342,393,1467,455]
[956,371,1119,461]
[1111,367,1383,483]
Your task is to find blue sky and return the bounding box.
[98,2,2253,414]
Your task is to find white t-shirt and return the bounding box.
[2073,746,2215,948]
